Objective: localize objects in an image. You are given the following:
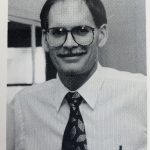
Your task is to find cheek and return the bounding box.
[49,50,58,66]
[88,42,99,62]
[48,48,65,71]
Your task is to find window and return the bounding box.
[7,21,46,86]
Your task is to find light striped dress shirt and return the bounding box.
[7,64,146,150]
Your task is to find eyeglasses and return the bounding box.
[45,25,95,48]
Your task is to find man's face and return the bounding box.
[45,0,102,76]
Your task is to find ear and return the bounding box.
[98,24,108,48]
[42,31,49,52]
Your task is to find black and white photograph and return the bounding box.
[6,0,147,150]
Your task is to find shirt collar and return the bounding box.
[78,63,104,110]
[53,63,104,111]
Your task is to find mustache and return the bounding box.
[57,48,87,57]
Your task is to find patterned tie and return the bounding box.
[62,92,88,150]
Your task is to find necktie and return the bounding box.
[62,92,88,150]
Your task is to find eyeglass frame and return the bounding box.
[43,25,96,48]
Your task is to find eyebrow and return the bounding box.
[48,25,95,29]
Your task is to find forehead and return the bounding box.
[48,0,95,28]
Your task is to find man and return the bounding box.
[7,0,146,149]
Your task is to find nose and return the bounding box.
[63,32,78,48]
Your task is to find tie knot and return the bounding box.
[65,92,83,109]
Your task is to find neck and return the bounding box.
[58,63,97,91]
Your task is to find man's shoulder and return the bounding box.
[13,78,58,101]
[99,67,147,98]
[101,66,146,83]
[8,79,60,116]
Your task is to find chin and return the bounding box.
[61,70,83,76]
[59,66,85,77]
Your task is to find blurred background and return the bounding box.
[7,0,146,103]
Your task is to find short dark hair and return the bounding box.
[40,0,107,30]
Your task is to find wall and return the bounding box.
[101,0,146,74]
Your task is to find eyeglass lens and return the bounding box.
[46,26,94,47]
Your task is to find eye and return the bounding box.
[48,28,66,37]
[73,26,91,36]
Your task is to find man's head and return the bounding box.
[40,0,107,30]
[40,0,108,77]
